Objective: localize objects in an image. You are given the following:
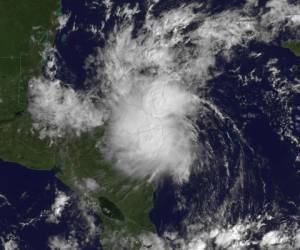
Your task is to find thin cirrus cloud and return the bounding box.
[29,0,300,182]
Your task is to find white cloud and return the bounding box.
[0,193,11,207]
[77,199,100,238]
[47,191,70,224]
[96,4,259,181]
[186,237,207,250]
[260,230,289,247]
[48,236,79,250]
[28,0,300,182]
[295,230,300,248]
[263,0,300,24]
[26,3,300,248]
[260,0,300,40]
[140,217,300,250]
[57,14,70,30]
[3,239,19,250]
[139,232,169,250]
[28,77,106,138]
[102,75,200,181]
[84,178,100,191]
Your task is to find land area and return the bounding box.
[0,1,155,248]
[282,40,300,56]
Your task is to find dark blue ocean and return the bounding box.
[53,0,300,239]
[0,160,102,250]
[2,0,300,249]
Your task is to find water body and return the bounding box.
[40,0,300,248]
[150,40,300,247]
[0,160,102,250]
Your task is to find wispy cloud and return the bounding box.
[28,0,300,182]
[28,77,107,138]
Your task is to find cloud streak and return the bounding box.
[28,0,300,182]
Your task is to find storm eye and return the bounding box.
[139,65,159,76]
[22,0,300,249]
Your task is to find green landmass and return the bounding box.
[99,196,125,221]
[0,1,155,248]
[282,40,300,56]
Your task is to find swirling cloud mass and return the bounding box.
[29,0,300,183]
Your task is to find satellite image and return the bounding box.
[0,0,300,249]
